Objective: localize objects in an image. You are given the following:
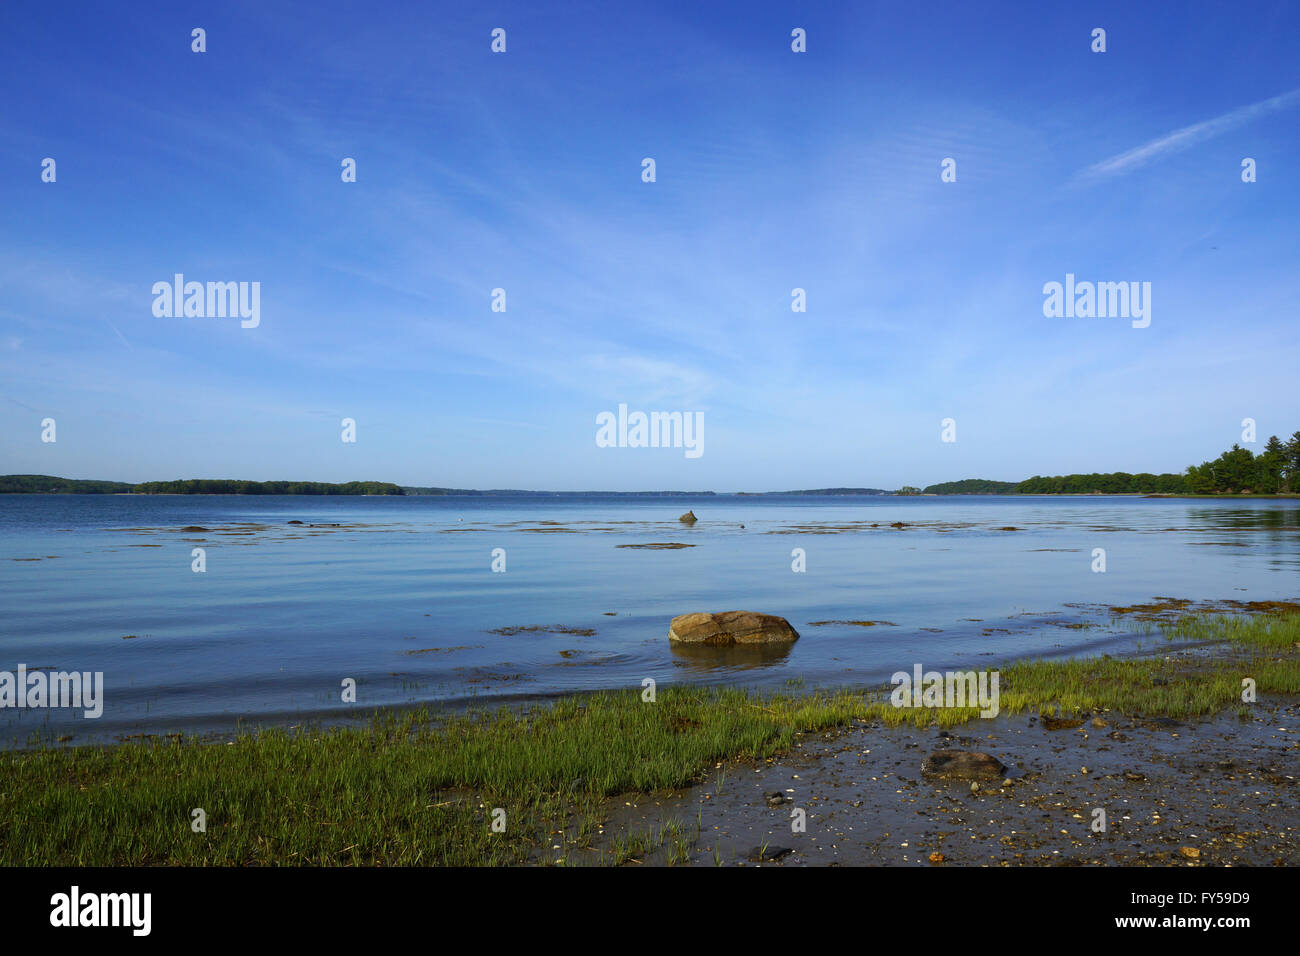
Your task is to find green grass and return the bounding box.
[3,610,1298,866]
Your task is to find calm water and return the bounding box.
[1,494,1297,746]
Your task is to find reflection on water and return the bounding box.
[669,641,796,671]
[1186,505,1300,530]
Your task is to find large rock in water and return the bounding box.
[921,751,1007,781]
[668,611,799,645]
[678,510,698,524]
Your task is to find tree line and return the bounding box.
[131,479,405,495]
[0,475,134,494]
[1015,472,1188,494]
[1185,432,1300,494]
[919,431,1300,495]
[0,476,405,495]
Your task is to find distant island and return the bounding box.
[740,488,892,496]
[3,432,1297,497]
[922,475,1185,495]
[0,476,713,497]
[0,476,136,494]
[0,476,404,496]
[402,487,714,497]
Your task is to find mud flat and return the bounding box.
[591,699,1299,866]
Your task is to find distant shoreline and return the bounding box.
[2,475,1297,499]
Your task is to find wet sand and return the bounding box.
[581,697,1299,866]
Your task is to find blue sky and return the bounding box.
[2,1,1298,491]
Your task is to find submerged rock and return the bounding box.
[668,611,799,645]
[678,510,698,524]
[615,542,694,549]
[921,750,1008,781]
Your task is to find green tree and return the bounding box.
[1185,462,1216,495]
[1221,445,1257,492]
[1286,432,1300,493]
[1257,436,1286,494]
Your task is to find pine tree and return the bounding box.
[1257,436,1286,494]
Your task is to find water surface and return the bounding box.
[1,494,1296,746]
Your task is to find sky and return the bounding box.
[2,0,1298,491]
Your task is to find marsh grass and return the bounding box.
[4,611,1297,866]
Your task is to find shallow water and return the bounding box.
[1,494,1297,746]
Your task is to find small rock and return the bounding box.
[928,852,945,864]
[678,510,698,524]
[764,791,786,808]
[921,750,1008,782]
[1180,846,1200,860]
[1042,715,1085,731]
[970,782,980,793]
[1091,717,1108,728]
[747,845,793,862]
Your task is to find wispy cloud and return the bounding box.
[1079,87,1300,181]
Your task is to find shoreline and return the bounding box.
[3,609,1297,866]
[4,491,1300,499]
[4,596,1288,752]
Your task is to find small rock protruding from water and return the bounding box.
[678,510,697,524]
[668,611,799,645]
[747,845,793,863]
[764,791,786,808]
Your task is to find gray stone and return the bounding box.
[921,750,1008,781]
